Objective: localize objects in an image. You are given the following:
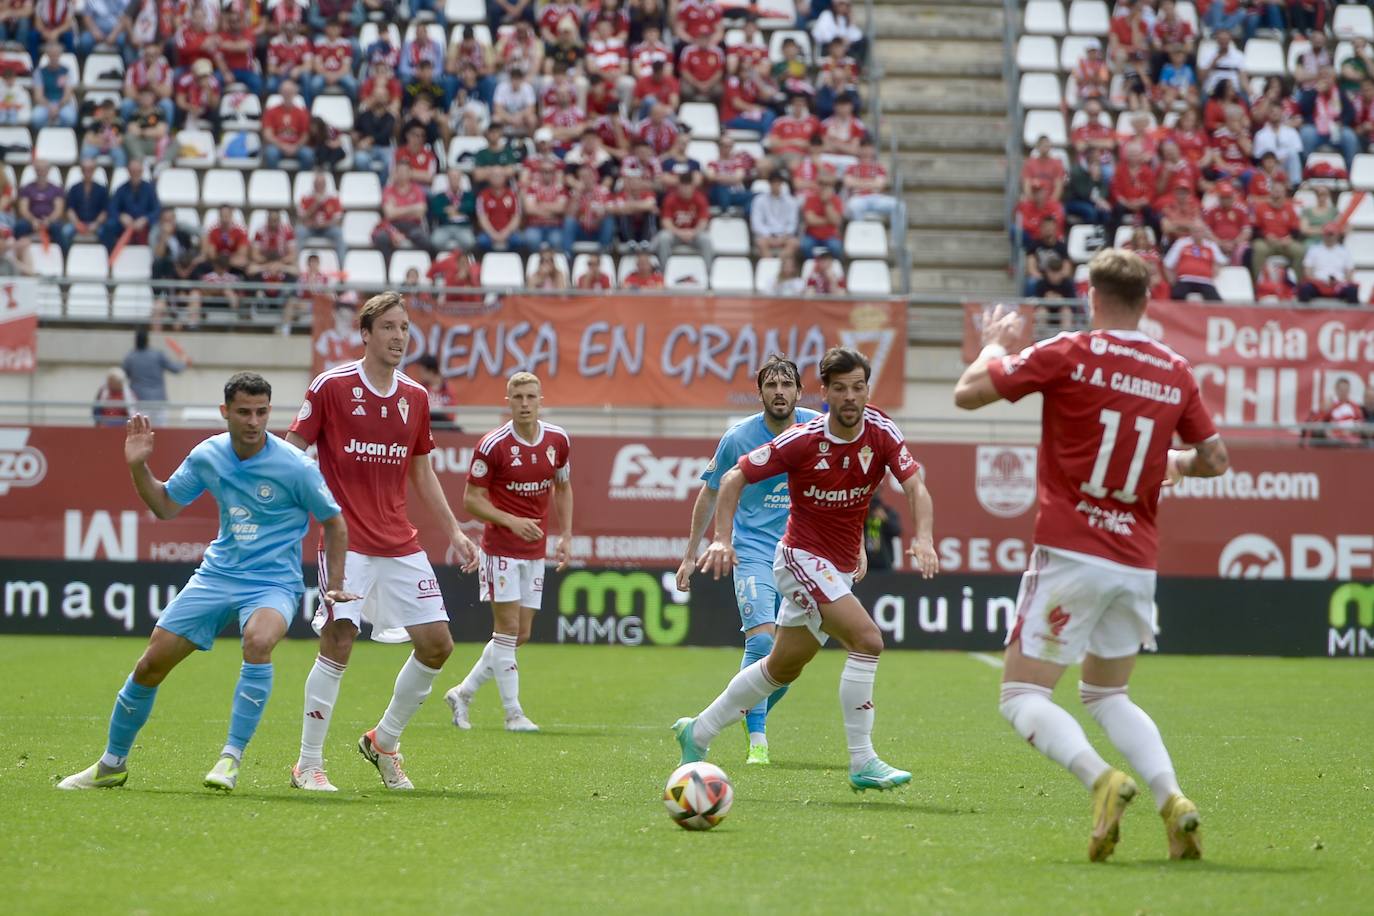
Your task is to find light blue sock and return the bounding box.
[225,662,273,758]
[743,632,781,738]
[104,675,158,763]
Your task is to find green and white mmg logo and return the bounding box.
[557,571,689,646]
[1327,583,1374,657]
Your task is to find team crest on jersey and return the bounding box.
[974,445,1038,518]
[857,446,874,473]
[296,400,312,422]
[256,484,273,501]
[352,387,364,400]
[471,459,489,479]
[748,445,771,466]
[546,445,556,466]
[352,405,366,416]
[818,440,829,454]
[510,445,523,467]
[897,446,916,471]
[398,397,410,424]
[705,457,716,473]
[1090,335,1109,356]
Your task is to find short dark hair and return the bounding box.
[224,371,271,404]
[414,354,440,373]
[819,347,871,385]
[756,354,801,390]
[134,328,149,349]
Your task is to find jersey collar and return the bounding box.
[355,361,398,399]
[511,421,544,446]
[822,414,864,444]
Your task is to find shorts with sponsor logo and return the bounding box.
[478,549,545,609]
[1008,546,1158,664]
[157,570,299,651]
[734,555,781,632]
[317,550,448,633]
[772,543,854,646]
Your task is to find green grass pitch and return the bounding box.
[1,637,1370,914]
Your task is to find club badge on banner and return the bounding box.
[0,277,38,373]
[311,293,908,409]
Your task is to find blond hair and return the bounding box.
[506,371,541,393]
[359,291,407,333]
[1087,248,1150,311]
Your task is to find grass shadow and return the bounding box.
[764,759,840,773]
[1101,860,1323,876]
[139,787,500,803]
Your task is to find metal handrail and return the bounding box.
[1003,0,1024,282]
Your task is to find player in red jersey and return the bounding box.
[443,372,573,733]
[674,347,939,793]
[287,292,479,792]
[954,249,1230,862]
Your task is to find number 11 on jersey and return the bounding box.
[1081,408,1155,505]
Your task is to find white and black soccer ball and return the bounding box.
[663,762,733,831]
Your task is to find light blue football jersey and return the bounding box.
[700,408,821,566]
[165,432,341,589]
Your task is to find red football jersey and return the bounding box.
[739,407,920,573]
[987,330,1217,570]
[291,360,436,556]
[468,421,572,560]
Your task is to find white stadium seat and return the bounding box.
[299,247,340,275]
[708,217,750,256]
[445,0,486,23]
[678,102,721,140]
[201,168,246,207]
[0,126,32,164]
[709,257,754,292]
[174,129,217,168]
[112,284,154,319]
[1023,109,1067,147]
[1019,73,1062,109]
[525,251,569,284]
[754,256,781,292]
[1347,231,1374,268]
[480,252,524,288]
[217,130,261,167]
[1339,191,1374,228]
[389,250,433,285]
[1023,0,1067,35]
[844,220,888,259]
[1334,4,1374,40]
[64,165,104,189]
[687,140,720,167]
[312,94,354,131]
[1355,270,1374,303]
[1215,266,1254,303]
[294,170,337,205]
[358,23,401,51]
[1244,38,1286,76]
[847,260,892,294]
[339,171,383,209]
[81,52,124,90]
[447,135,487,168]
[111,245,152,279]
[248,169,293,209]
[1177,0,1199,32]
[767,29,812,64]
[1066,224,1101,263]
[343,249,387,285]
[156,168,200,207]
[34,127,78,166]
[665,255,708,288]
[1067,0,1109,35]
[20,163,60,185]
[1113,225,1154,249]
[1017,35,1060,73]
[343,210,381,248]
[572,254,615,287]
[1350,154,1374,191]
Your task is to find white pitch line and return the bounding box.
[968,652,1004,669]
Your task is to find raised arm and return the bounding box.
[1166,435,1230,483]
[125,413,185,519]
[954,304,1025,410]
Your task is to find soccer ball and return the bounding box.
[663,762,734,831]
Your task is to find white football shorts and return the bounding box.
[771,543,855,646]
[478,550,546,610]
[315,549,449,637]
[1008,545,1158,665]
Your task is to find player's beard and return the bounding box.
[834,404,863,428]
[764,397,796,422]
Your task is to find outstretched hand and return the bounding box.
[125,413,155,466]
[907,537,939,579]
[981,303,1025,351]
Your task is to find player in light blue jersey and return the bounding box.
[58,372,358,793]
[676,355,820,766]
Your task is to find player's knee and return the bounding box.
[850,629,884,658]
[132,653,170,687]
[241,631,276,663]
[516,627,532,647]
[743,631,774,659]
[416,635,453,668]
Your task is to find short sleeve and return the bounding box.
[987,336,1070,403]
[887,439,921,485]
[467,439,500,489]
[412,392,435,456]
[555,434,572,483]
[164,450,206,506]
[290,383,324,445]
[1175,368,1218,445]
[737,436,798,484]
[701,428,742,490]
[297,456,342,521]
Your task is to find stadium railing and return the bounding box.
[1004,0,1026,290]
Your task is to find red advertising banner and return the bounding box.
[312,294,908,410]
[0,278,38,373]
[2,427,1370,581]
[1143,301,1374,427]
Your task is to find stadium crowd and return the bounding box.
[0,0,902,329]
[1017,0,1374,313]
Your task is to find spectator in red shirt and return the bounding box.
[820,95,865,157]
[721,59,780,135]
[308,19,358,103]
[476,178,524,254]
[563,165,617,256]
[636,102,679,156]
[680,34,725,102]
[394,123,439,182]
[428,245,483,309]
[1014,180,1066,250]
[1159,184,1201,245]
[372,162,430,255]
[622,250,664,289]
[173,5,215,70]
[297,171,345,261]
[1202,180,1253,266]
[267,19,313,97]
[202,204,249,270]
[805,248,847,295]
[1164,222,1225,300]
[1250,183,1305,281]
[801,179,845,259]
[1108,141,1159,240]
[655,170,713,267]
[614,166,659,245]
[262,79,314,170]
[674,0,724,47]
[216,9,260,95]
[1317,378,1366,445]
[121,42,175,126]
[174,58,221,132]
[1246,150,1289,201]
[1021,135,1066,199]
[634,59,680,120]
[521,160,569,251]
[767,94,821,161]
[705,134,755,213]
[1253,255,1297,303]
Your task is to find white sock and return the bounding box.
[1080,682,1181,811]
[695,660,781,748]
[1000,681,1110,790]
[459,638,497,697]
[374,654,441,752]
[490,633,522,716]
[221,744,242,762]
[99,752,126,768]
[840,652,879,770]
[748,732,767,747]
[299,655,346,769]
